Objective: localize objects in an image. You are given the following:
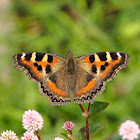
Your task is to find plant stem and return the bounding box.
[88,103,91,112]
[70,130,72,135]
[35,130,41,140]
[86,119,89,140]
[79,103,91,140]
[79,104,85,112]
[86,103,91,140]
[68,130,74,140]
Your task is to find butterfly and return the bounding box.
[13,51,130,106]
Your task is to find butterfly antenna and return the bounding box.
[73,35,88,53]
[49,35,66,50]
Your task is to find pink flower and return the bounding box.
[119,120,140,140]
[0,130,19,140]
[54,137,64,140]
[21,131,38,140]
[22,109,44,132]
[62,121,75,131]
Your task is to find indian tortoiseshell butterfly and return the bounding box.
[13,51,130,106]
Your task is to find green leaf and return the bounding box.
[102,132,116,140]
[102,132,122,140]
[88,101,109,118]
[61,133,68,139]
[76,123,103,140]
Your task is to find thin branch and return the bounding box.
[70,130,72,135]
[68,131,74,140]
[79,104,85,112]
[88,103,91,113]
[35,130,41,140]
[79,104,90,140]
[86,119,90,140]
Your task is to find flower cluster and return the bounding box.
[119,120,140,140]
[21,131,38,140]
[0,130,19,140]
[62,121,75,131]
[22,109,44,132]
[62,121,75,140]
[0,110,43,140]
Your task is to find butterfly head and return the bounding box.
[67,50,74,59]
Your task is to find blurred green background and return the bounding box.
[0,0,140,139]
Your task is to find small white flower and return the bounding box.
[119,120,140,140]
[54,137,64,140]
[62,121,75,131]
[0,130,19,140]
[21,131,38,140]
[22,109,44,132]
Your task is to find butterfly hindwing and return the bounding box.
[73,52,130,104]
[73,68,106,104]
[38,70,71,106]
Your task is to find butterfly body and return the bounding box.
[13,51,130,106]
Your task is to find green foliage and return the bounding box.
[61,133,68,139]
[62,101,107,139]
[0,0,140,139]
[102,132,122,140]
[76,123,103,140]
[102,133,117,140]
[88,101,109,118]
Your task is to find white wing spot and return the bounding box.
[94,53,100,62]
[31,52,36,62]
[106,52,112,62]
[117,52,121,58]
[21,53,26,58]
[42,54,48,61]
[97,67,100,75]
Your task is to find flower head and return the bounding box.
[119,120,140,140]
[0,130,19,140]
[21,131,38,140]
[62,121,75,131]
[22,109,44,132]
[54,137,64,140]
